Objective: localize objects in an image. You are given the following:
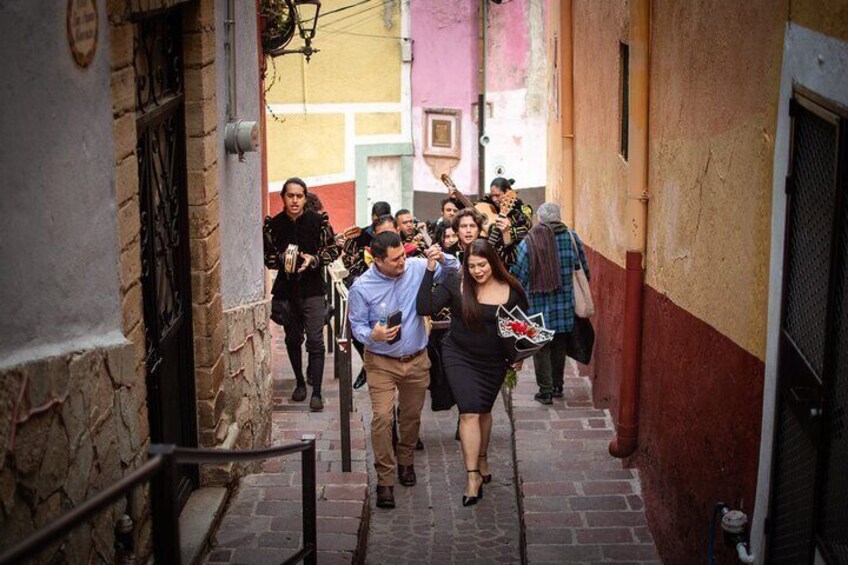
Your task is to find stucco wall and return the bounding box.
[410,1,479,194]
[571,1,629,265]
[646,0,785,359]
[216,0,264,308]
[486,0,548,189]
[791,0,848,42]
[270,0,401,106]
[0,0,123,366]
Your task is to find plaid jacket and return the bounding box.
[510,222,590,334]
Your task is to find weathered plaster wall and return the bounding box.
[216,0,264,308]
[410,1,479,195]
[647,0,784,359]
[0,0,122,366]
[572,0,629,265]
[791,0,848,42]
[486,0,548,189]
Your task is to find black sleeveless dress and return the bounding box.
[417,270,528,414]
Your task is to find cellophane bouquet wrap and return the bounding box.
[496,305,555,362]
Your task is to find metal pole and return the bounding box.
[338,336,353,472]
[478,0,488,199]
[301,435,318,565]
[149,445,182,565]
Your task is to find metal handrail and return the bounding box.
[0,437,318,565]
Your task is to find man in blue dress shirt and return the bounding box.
[348,231,459,509]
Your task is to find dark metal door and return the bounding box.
[135,9,198,508]
[768,90,848,563]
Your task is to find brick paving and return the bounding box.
[509,360,661,564]
[360,381,522,564]
[204,324,662,564]
[202,328,369,565]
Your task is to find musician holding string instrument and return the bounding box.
[263,178,340,412]
[441,174,531,268]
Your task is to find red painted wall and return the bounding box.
[268,181,355,233]
[586,247,765,564]
[583,245,625,416]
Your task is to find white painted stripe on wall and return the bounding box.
[266,102,404,115]
[269,172,353,192]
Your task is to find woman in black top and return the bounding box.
[417,240,528,506]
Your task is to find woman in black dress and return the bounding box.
[417,240,528,505]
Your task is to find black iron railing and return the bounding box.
[0,436,318,565]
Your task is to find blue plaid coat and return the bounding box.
[510,222,590,334]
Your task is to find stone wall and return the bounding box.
[201,300,273,485]
[0,342,144,563]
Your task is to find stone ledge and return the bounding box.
[180,486,228,565]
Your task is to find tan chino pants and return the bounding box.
[364,350,430,486]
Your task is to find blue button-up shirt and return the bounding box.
[348,255,459,357]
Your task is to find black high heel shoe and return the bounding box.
[479,453,492,484]
[462,470,484,506]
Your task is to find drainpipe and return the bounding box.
[609,0,649,459]
[560,0,574,227]
[478,0,488,199]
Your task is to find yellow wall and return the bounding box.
[265,1,401,105]
[571,1,629,267]
[646,1,785,358]
[264,0,403,184]
[791,0,848,42]
[569,0,786,358]
[356,112,401,136]
[266,113,346,179]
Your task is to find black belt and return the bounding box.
[369,348,426,363]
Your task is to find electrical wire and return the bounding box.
[319,0,393,31]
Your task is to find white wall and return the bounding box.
[0,1,123,368]
[216,0,265,308]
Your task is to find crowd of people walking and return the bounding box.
[263,175,591,509]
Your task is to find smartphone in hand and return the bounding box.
[386,310,402,345]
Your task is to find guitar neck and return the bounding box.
[452,190,476,210]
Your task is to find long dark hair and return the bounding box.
[460,240,527,330]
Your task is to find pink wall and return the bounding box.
[487,0,531,91]
[411,2,479,193]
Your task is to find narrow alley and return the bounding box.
[202,326,660,564]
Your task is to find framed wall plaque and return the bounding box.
[67,0,98,68]
[423,109,461,159]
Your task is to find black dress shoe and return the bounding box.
[291,384,307,402]
[398,464,417,486]
[534,392,553,405]
[552,385,564,398]
[376,485,395,509]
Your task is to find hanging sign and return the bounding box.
[67,0,98,68]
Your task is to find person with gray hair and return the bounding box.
[510,202,591,404]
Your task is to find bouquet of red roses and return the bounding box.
[496,305,554,362]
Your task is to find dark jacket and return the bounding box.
[263,210,338,299]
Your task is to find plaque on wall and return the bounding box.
[67,0,98,68]
[423,109,461,159]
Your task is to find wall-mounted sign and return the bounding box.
[67,0,98,68]
[423,109,461,159]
